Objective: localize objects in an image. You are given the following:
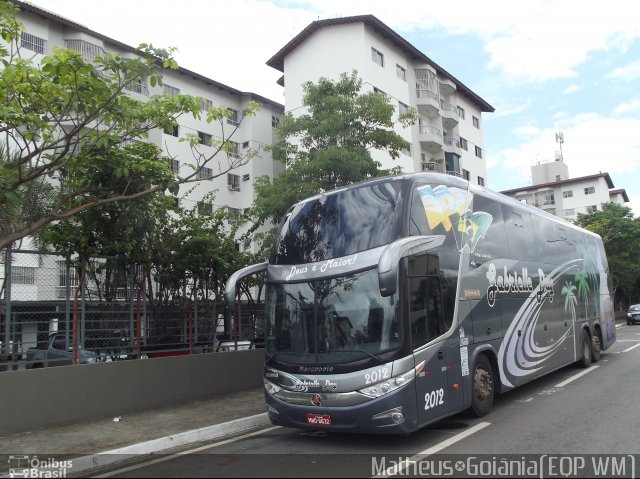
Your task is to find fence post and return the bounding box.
[136,276,142,359]
[64,256,71,350]
[194,293,198,346]
[129,266,135,353]
[3,244,13,358]
[80,257,87,348]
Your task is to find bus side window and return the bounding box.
[409,276,444,348]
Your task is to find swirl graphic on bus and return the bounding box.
[497,259,582,388]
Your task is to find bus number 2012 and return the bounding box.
[424,388,444,410]
[365,368,390,384]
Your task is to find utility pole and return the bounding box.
[555,132,564,161]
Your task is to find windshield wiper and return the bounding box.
[336,349,385,365]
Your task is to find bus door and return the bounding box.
[409,275,451,424]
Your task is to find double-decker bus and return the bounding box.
[225,173,616,434]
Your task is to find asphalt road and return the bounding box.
[88,323,640,478]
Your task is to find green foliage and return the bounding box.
[574,202,640,303]
[0,1,258,251]
[250,71,416,256]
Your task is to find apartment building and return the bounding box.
[266,15,494,186]
[500,158,629,221]
[10,0,284,254]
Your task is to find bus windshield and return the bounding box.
[265,269,400,365]
[271,181,403,265]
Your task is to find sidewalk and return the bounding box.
[0,387,269,474]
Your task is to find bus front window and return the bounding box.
[266,269,400,365]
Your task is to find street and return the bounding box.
[87,323,640,478]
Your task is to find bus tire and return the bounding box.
[578,329,592,368]
[591,328,602,363]
[470,354,494,417]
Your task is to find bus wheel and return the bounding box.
[578,329,592,368]
[470,354,494,417]
[591,328,602,363]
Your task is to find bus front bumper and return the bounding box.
[264,384,418,435]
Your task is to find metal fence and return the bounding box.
[0,247,265,371]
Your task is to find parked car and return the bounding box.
[627,305,640,325]
[26,333,97,368]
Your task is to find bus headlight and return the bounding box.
[358,366,418,398]
[264,378,282,394]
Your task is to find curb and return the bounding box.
[68,413,270,475]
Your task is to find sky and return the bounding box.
[24,0,640,214]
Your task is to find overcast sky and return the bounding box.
[25,0,640,214]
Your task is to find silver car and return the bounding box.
[627,305,640,325]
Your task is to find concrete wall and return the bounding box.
[0,349,265,435]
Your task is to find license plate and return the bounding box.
[306,414,332,426]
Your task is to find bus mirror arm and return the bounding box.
[224,262,268,313]
[377,235,446,297]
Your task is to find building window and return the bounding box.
[227,109,239,126]
[396,64,406,81]
[21,32,47,54]
[164,124,179,137]
[478,176,485,187]
[228,173,240,191]
[555,175,561,182]
[242,141,250,149]
[458,106,466,120]
[243,173,250,181]
[564,208,575,217]
[563,190,573,198]
[475,146,483,158]
[64,39,104,63]
[460,137,468,151]
[163,84,180,95]
[57,261,79,288]
[200,98,213,112]
[472,116,480,128]
[587,205,598,213]
[398,101,409,116]
[197,167,213,180]
[271,115,280,128]
[11,266,36,285]
[228,141,240,159]
[126,77,149,96]
[227,207,242,223]
[584,186,595,195]
[197,201,213,215]
[373,86,387,98]
[371,47,384,67]
[168,159,180,173]
[198,131,212,146]
[463,169,470,180]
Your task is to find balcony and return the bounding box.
[415,89,439,117]
[443,136,461,156]
[418,125,443,152]
[421,162,445,173]
[439,78,456,96]
[440,100,460,128]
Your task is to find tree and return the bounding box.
[574,202,640,305]
[250,71,416,253]
[0,0,259,251]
